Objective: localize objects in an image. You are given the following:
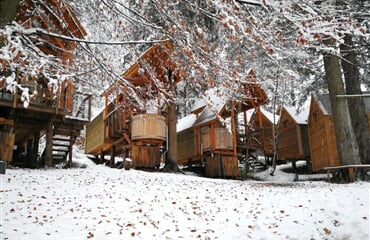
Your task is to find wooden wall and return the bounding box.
[85,112,105,155]
[249,111,274,155]
[308,98,341,172]
[131,144,161,168]
[177,128,196,164]
[278,108,309,160]
[205,154,238,178]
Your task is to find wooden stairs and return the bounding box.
[52,135,72,164]
[44,117,87,166]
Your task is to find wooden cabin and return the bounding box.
[85,41,180,168]
[308,93,370,172]
[277,105,310,165]
[247,108,279,163]
[177,70,268,178]
[0,0,90,167]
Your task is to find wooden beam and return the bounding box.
[0,118,14,126]
[336,94,370,98]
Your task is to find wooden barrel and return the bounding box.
[131,114,166,141]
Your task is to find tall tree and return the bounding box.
[337,0,370,164]
[341,33,370,164]
[323,38,361,166]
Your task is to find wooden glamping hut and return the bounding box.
[0,0,90,167]
[247,108,279,165]
[177,70,268,178]
[277,105,311,169]
[308,93,370,172]
[85,41,180,168]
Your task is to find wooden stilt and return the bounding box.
[45,121,53,167]
[68,135,73,167]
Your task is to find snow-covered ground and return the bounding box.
[1,156,369,240]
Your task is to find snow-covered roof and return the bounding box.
[260,108,280,124]
[191,99,206,113]
[283,106,309,124]
[315,92,370,115]
[177,114,197,132]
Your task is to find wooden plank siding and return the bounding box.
[85,112,105,155]
[177,128,196,165]
[248,109,275,156]
[308,94,370,172]
[205,154,238,178]
[277,107,310,161]
[131,144,161,168]
[202,128,233,152]
[308,96,340,172]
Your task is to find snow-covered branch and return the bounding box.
[24,28,170,46]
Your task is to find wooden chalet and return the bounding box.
[308,93,370,172]
[85,41,179,168]
[247,108,279,163]
[177,70,268,178]
[277,105,310,166]
[0,0,90,167]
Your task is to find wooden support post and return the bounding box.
[100,150,105,164]
[45,121,53,167]
[110,145,116,167]
[33,132,40,166]
[231,102,238,158]
[348,167,355,182]
[68,135,73,167]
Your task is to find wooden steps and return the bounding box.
[52,135,71,164]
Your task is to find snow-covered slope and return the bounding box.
[1,163,369,240]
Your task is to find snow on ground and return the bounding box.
[0,158,369,240]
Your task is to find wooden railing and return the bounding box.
[104,107,127,138]
[0,86,91,121]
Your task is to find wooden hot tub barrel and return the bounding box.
[131,114,166,141]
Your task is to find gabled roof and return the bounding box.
[16,0,87,38]
[177,113,197,133]
[188,80,268,128]
[260,108,280,125]
[282,105,309,124]
[314,92,370,115]
[102,41,177,98]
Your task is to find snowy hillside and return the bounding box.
[1,161,369,240]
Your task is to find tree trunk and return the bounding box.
[323,49,361,166]
[164,100,178,171]
[163,68,179,172]
[340,34,370,164]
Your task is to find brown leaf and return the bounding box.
[87,232,94,238]
[323,228,331,235]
